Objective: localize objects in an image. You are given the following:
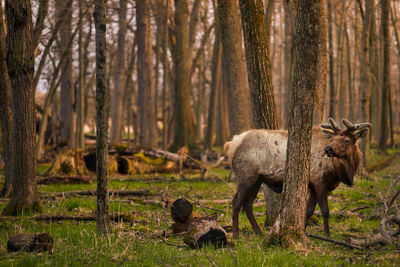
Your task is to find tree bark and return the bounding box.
[110,0,127,144]
[239,0,279,130]
[204,22,222,150]
[77,1,85,149]
[2,0,41,215]
[137,0,157,147]
[217,0,251,136]
[327,0,335,119]
[94,0,111,234]
[378,0,390,153]
[170,0,195,151]
[0,2,13,197]
[313,0,327,124]
[56,0,75,148]
[266,0,321,247]
[359,0,373,166]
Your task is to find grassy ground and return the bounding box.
[0,148,400,266]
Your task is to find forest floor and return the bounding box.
[0,148,400,266]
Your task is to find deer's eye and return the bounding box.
[344,138,350,144]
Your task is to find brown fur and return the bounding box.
[227,126,368,237]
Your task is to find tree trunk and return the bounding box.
[204,29,222,150]
[170,0,195,151]
[327,0,335,119]
[56,0,75,148]
[217,0,251,136]
[0,2,13,197]
[239,0,280,227]
[359,0,373,166]
[136,0,157,147]
[336,2,346,121]
[313,0,327,124]
[239,0,279,130]
[283,0,295,129]
[266,0,321,247]
[162,0,170,150]
[378,0,390,153]
[94,0,111,234]
[77,1,85,149]
[2,0,41,215]
[109,0,127,144]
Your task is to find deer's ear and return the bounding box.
[353,129,369,141]
[322,130,334,140]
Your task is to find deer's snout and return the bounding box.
[324,145,335,157]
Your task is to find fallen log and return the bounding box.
[38,175,92,185]
[183,214,227,248]
[7,233,53,253]
[42,189,154,198]
[83,152,118,175]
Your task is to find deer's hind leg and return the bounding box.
[242,180,263,236]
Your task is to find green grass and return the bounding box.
[0,150,400,266]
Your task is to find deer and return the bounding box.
[224,118,371,237]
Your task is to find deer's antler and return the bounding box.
[342,119,372,132]
[321,118,342,133]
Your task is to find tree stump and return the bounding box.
[183,214,227,248]
[7,233,53,252]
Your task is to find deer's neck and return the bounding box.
[332,151,361,186]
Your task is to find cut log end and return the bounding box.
[7,233,53,253]
[171,198,193,223]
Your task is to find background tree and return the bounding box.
[170,0,195,151]
[378,0,390,153]
[94,0,110,234]
[267,0,322,246]
[239,0,279,129]
[217,0,251,136]
[137,0,157,147]
[56,0,75,148]
[110,0,127,145]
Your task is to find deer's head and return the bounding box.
[321,118,371,159]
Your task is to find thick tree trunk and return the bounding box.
[378,0,390,153]
[217,0,251,136]
[239,0,279,130]
[170,0,195,151]
[94,0,111,234]
[137,0,157,147]
[239,0,280,227]
[110,0,127,144]
[266,0,321,247]
[56,0,75,148]
[0,3,13,197]
[2,0,41,215]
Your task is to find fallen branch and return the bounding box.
[41,189,154,198]
[306,233,362,250]
[38,175,92,185]
[33,213,146,224]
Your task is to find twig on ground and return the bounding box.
[306,233,362,250]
